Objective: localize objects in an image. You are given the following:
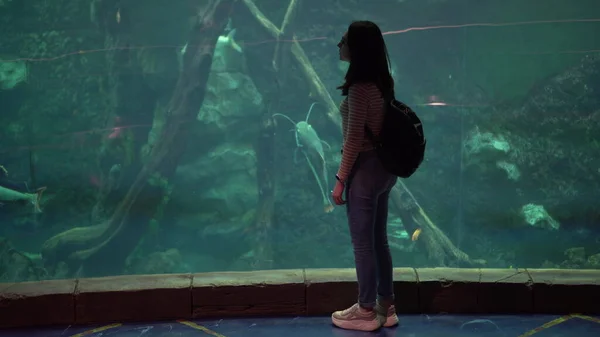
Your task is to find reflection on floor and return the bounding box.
[1,314,599,337]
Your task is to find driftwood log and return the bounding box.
[245,0,300,269]
[391,181,486,267]
[40,0,234,276]
[89,0,132,226]
[241,0,484,267]
[250,96,277,270]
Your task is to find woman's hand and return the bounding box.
[332,180,346,205]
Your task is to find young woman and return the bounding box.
[330,20,399,332]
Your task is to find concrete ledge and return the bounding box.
[192,270,305,318]
[0,267,598,328]
[76,273,193,324]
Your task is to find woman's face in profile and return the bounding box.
[338,32,350,62]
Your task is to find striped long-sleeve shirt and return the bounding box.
[337,82,385,182]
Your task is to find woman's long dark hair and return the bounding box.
[337,20,394,97]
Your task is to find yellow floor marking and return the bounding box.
[517,315,574,337]
[572,314,600,324]
[517,313,600,337]
[70,323,122,337]
[178,320,227,337]
[63,313,597,337]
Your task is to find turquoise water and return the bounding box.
[0,0,599,280]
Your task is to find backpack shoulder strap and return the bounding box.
[365,91,391,143]
[364,123,376,140]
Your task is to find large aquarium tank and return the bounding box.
[0,0,599,282]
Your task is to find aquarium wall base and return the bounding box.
[0,267,598,328]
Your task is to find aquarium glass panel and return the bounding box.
[0,0,599,281]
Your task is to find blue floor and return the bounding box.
[1,314,599,337]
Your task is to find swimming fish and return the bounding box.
[0,185,46,213]
[274,103,334,213]
[207,26,245,73]
[216,28,243,56]
[412,228,422,241]
[179,24,243,72]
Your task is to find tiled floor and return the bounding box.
[1,314,599,337]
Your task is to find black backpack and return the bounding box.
[365,94,426,178]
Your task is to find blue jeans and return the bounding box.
[345,150,397,309]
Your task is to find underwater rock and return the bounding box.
[170,54,263,230]
[520,203,559,230]
[196,27,262,139]
[541,260,559,268]
[564,247,586,265]
[130,248,182,274]
[463,127,511,156]
[506,55,600,203]
[174,145,258,223]
[495,160,520,181]
[0,58,27,90]
[586,253,600,269]
[541,248,599,269]
[197,72,263,136]
[0,237,40,282]
[461,54,600,231]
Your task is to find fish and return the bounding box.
[178,23,243,72]
[204,26,244,73]
[0,185,46,213]
[216,28,243,54]
[274,103,334,213]
[411,228,422,241]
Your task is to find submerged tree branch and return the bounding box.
[40,0,235,276]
